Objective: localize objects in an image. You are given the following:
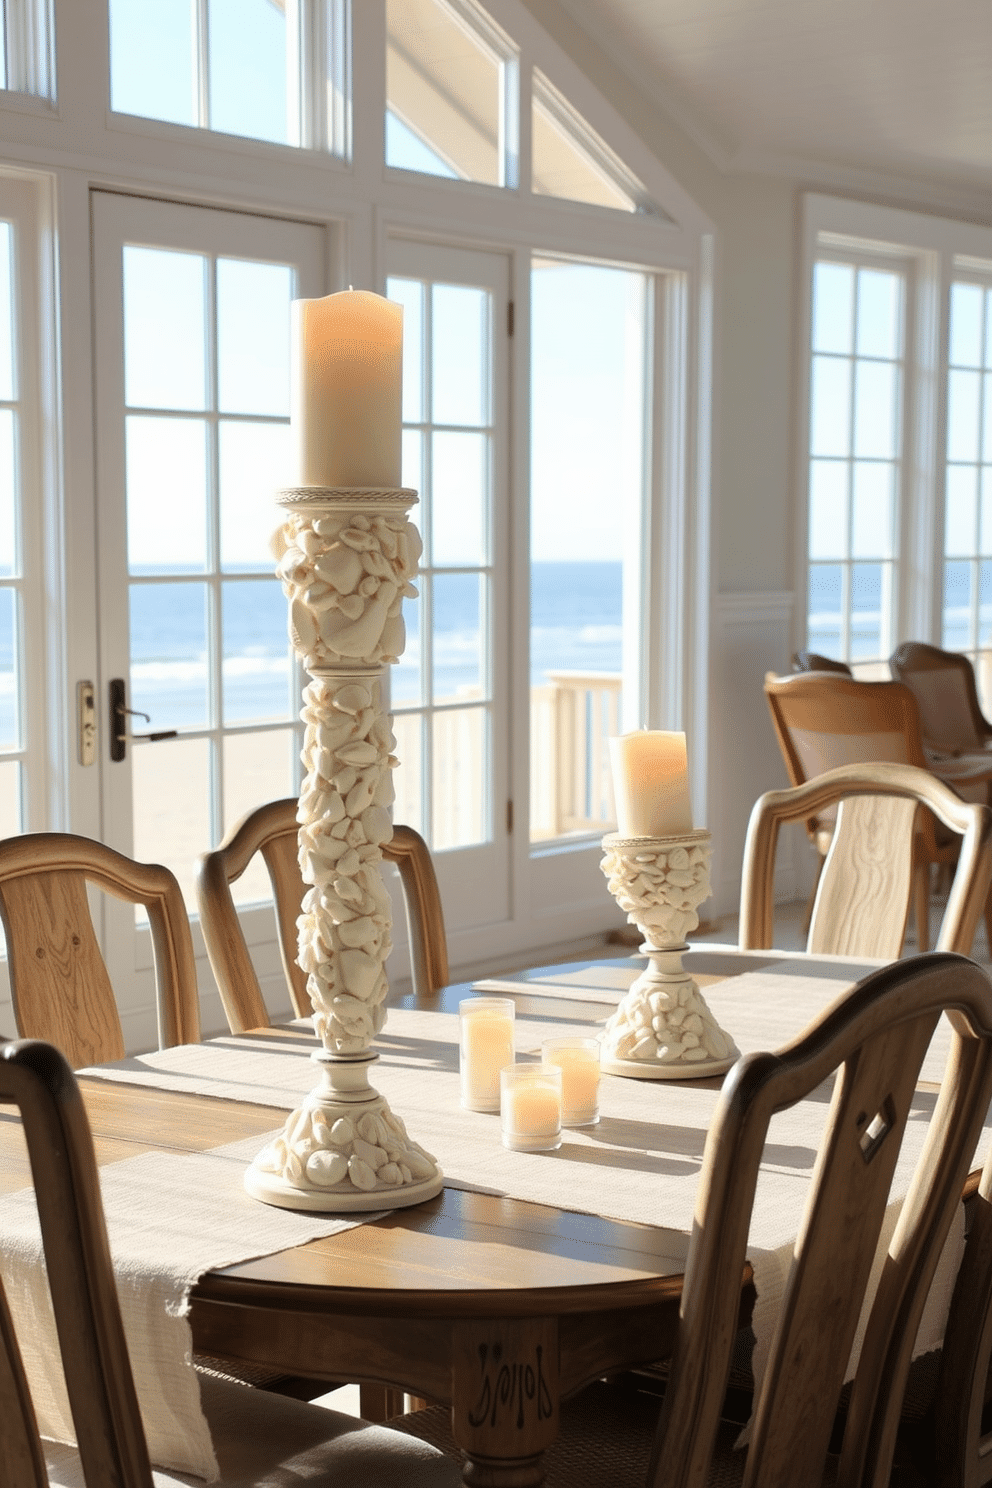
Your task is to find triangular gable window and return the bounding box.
[386,0,517,186]
[531,69,652,214]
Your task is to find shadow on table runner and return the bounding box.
[0,1136,382,1478]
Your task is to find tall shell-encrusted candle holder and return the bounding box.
[244,486,443,1212]
[599,830,738,1080]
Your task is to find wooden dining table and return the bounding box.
[0,944,932,1488]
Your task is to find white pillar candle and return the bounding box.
[291,290,403,488]
[500,1064,563,1152]
[459,997,515,1112]
[609,730,693,837]
[542,1037,600,1127]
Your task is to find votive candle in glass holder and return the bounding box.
[541,1036,601,1127]
[460,997,515,1112]
[500,1064,563,1152]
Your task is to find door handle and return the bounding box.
[109,678,178,761]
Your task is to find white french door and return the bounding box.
[91,191,325,1047]
[384,239,511,933]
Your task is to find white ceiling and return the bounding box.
[553,0,992,198]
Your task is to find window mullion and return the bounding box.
[196,0,210,130]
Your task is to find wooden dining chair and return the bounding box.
[890,641,992,759]
[395,952,992,1488]
[791,649,854,676]
[933,1119,992,1488]
[739,760,992,958]
[0,832,200,1069]
[0,1036,462,1488]
[764,671,976,952]
[196,799,449,1033]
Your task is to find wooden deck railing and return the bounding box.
[530,672,621,840]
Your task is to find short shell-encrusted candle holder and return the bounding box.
[599,830,738,1080]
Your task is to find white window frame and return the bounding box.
[803,245,912,671]
[798,195,992,667]
[3,0,54,100]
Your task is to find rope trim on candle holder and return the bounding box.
[277,486,419,507]
[602,829,712,852]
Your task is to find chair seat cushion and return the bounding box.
[44,1374,462,1487]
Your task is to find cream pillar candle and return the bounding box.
[459,997,515,1112]
[542,1037,600,1127]
[291,290,403,488]
[500,1065,562,1152]
[609,730,693,837]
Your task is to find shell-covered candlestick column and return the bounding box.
[599,830,738,1080]
[244,487,443,1213]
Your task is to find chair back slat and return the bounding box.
[748,1012,937,1487]
[649,954,992,1488]
[0,872,125,1067]
[0,834,199,1068]
[807,793,918,958]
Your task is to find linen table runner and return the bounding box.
[0,1133,383,1479]
[80,998,981,1299]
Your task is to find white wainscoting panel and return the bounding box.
[707,591,817,918]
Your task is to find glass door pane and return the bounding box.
[529,257,647,842]
[121,243,299,909]
[92,193,325,1046]
[385,240,510,933]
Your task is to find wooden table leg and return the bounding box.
[451,1317,559,1487]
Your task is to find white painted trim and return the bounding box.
[736,148,992,227]
[708,589,798,916]
[715,591,794,626]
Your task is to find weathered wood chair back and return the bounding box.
[890,640,992,757]
[197,799,448,1032]
[740,761,992,958]
[0,833,199,1068]
[650,953,992,1488]
[0,1038,153,1486]
[934,1128,992,1487]
[762,673,968,951]
[791,650,854,677]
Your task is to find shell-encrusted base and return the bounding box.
[245,1056,443,1213]
[245,1164,443,1212]
[599,951,739,1080]
[599,1051,735,1080]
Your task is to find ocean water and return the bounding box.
[123,560,624,729]
[809,562,990,659]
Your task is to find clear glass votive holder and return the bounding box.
[541,1036,601,1128]
[500,1063,563,1152]
[459,997,515,1112]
